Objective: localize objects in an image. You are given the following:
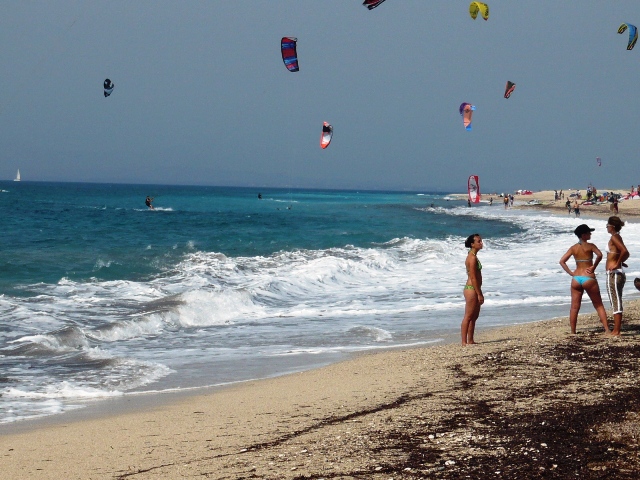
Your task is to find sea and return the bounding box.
[2,182,639,425]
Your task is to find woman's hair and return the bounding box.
[608,216,625,232]
[465,233,480,248]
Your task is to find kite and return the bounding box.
[459,103,476,131]
[281,37,299,72]
[320,122,333,149]
[103,78,114,97]
[596,157,602,167]
[362,0,387,10]
[618,23,638,50]
[504,81,516,99]
[469,2,489,21]
[468,175,480,204]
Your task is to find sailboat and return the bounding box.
[14,169,20,182]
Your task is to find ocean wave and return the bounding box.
[3,382,124,400]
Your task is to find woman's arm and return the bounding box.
[590,244,603,273]
[467,256,484,304]
[559,248,574,276]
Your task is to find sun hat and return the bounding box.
[574,224,595,237]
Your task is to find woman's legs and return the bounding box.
[569,280,583,334]
[461,289,481,345]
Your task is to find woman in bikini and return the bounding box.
[461,233,484,345]
[605,216,629,336]
[559,224,611,334]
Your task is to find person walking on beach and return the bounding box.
[606,216,629,336]
[461,233,484,345]
[559,224,611,335]
[504,196,509,209]
[573,199,580,217]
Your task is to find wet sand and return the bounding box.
[3,301,640,479]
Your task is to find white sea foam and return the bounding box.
[3,383,124,400]
[88,316,166,342]
[348,325,393,342]
[93,259,115,270]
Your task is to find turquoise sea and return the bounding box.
[2,181,638,424]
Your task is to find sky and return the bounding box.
[0,1,639,193]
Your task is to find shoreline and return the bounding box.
[0,327,462,435]
[511,189,640,221]
[453,188,640,221]
[3,302,640,478]
[1,328,466,436]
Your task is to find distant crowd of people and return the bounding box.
[559,185,624,219]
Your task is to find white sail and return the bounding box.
[14,169,20,182]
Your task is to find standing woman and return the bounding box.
[605,216,629,336]
[462,234,484,345]
[559,224,611,334]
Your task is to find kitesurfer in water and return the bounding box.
[461,234,484,345]
[258,193,262,200]
[145,196,154,210]
[559,224,611,335]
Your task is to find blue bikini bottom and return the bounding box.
[573,275,595,286]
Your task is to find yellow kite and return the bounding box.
[469,2,489,21]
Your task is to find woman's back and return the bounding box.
[572,243,594,274]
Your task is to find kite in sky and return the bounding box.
[103,79,114,97]
[362,0,387,10]
[596,157,601,167]
[281,37,299,72]
[320,122,333,149]
[504,81,516,99]
[618,23,638,50]
[469,2,489,21]
[459,103,476,131]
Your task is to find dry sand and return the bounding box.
[511,189,640,219]
[3,302,640,479]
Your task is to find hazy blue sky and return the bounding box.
[1,1,638,192]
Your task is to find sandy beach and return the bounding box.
[512,189,640,219]
[452,188,640,219]
[3,299,640,479]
